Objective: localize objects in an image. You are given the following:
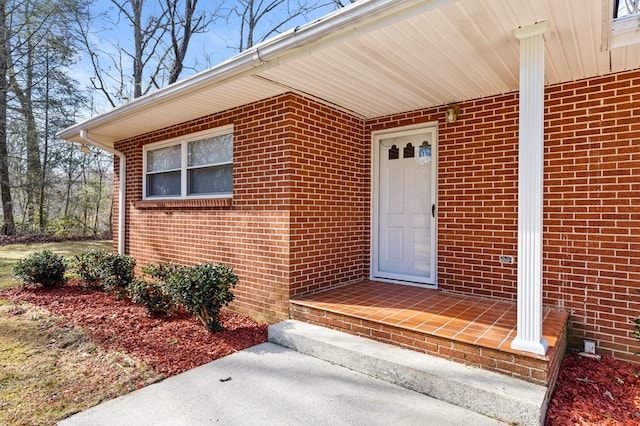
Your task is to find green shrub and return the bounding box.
[127,277,177,317]
[141,262,180,282]
[12,250,67,288]
[102,254,136,298]
[73,249,109,289]
[150,262,237,332]
[72,249,135,297]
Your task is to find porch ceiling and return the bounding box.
[59,0,640,146]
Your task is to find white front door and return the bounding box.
[372,125,437,286]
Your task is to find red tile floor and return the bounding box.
[292,280,567,359]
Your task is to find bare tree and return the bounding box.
[7,0,84,232]
[8,0,42,228]
[331,0,357,8]
[73,5,125,108]
[0,0,14,235]
[77,0,216,106]
[164,0,214,85]
[115,0,169,98]
[228,0,335,52]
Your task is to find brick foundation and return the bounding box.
[290,301,567,387]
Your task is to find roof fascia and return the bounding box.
[57,0,453,143]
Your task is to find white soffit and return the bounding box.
[64,78,287,143]
[61,0,640,145]
[257,0,634,119]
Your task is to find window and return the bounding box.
[143,126,233,199]
[614,0,640,19]
[612,0,640,48]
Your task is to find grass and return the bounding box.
[0,240,112,290]
[0,239,161,425]
[0,301,161,425]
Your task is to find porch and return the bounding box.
[290,280,568,387]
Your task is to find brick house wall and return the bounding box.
[544,71,640,362]
[286,96,368,296]
[113,69,639,361]
[367,69,640,362]
[113,93,367,322]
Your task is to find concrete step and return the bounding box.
[269,320,548,426]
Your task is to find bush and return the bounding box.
[73,249,109,289]
[149,262,237,332]
[102,254,136,298]
[141,262,180,282]
[13,250,67,288]
[127,277,177,317]
[73,249,136,297]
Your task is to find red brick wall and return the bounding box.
[287,96,368,296]
[367,95,521,300]
[543,71,640,362]
[113,93,367,322]
[112,69,640,361]
[367,69,640,362]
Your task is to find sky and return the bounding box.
[76,0,343,117]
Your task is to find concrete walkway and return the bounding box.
[59,342,505,425]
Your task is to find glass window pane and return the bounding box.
[147,145,181,172]
[147,171,181,197]
[615,0,640,18]
[388,144,399,160]
[188,164,232,195]
[403,143,414,158]
[188,133,233,167]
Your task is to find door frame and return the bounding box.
[370,122,438,287]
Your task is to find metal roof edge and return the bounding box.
[57,0,451,142]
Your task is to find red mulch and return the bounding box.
[546,352,640,425]
[1,281,267,377]
[3,281,640,424]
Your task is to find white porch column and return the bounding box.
[511,21,549,356]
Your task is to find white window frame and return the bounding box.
[142,125,233,200]
[611,0,640,48]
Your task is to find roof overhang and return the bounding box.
[58,0,640,147]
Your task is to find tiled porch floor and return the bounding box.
[291,280,567,360]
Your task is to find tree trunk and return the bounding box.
[9,13,42,231]
[39,51,50,233]
[24,37,42,229]
[132,0,143,98]
[0,0,14,235]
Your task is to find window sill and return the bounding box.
[134,197,232,210]
[612,15,640,48]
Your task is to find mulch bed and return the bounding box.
[3,280,640,424]
[0,281,267,377]
[546,352,640,425]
